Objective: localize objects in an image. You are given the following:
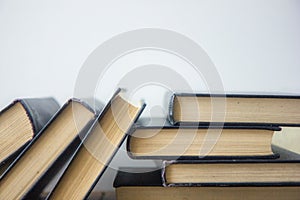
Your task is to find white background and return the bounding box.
[1,0,300,192]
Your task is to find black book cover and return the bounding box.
[127,118,281,160]
[162,146,300,187]
[0,98,96,199]
[168,93,300,126]
[113,168,162,188]
[0,97,60,166]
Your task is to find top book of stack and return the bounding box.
[169,93,300,126]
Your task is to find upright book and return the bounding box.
[47,89,145,199]
[114,168,300,200]
[0,98,60,165]
[0,98,95,200]
[127,118,281,159]
[169,93,300,125]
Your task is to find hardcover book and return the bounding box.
[127,118,281,159]
[0,98,60,165]
[169,93,300,126]
[114,168,300,200]
[162,146,300,187]
[47,89,145,199]
[0,98,95,200]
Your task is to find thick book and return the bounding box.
[162,146,300,187]
[0,98,60,165]
[0,98,96,200]
[169,93,300,126]
[114,168,300,200]
[47,89,145,200]
[127,118,281,159]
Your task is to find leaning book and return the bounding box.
[0,98,95,200]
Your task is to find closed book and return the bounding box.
[114,168,300,200]
[127,118,281,159]
[47,89,145,200]
[0,98,96,200]
[162,146,300,187]
[0,98,60,165]
[169,93,300,126]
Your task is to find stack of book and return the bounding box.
[0,91,300,199]
[115,93,300,200]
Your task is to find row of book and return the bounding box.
[0,89,300,199]
[0,89,146,199]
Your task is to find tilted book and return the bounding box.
[47,89,145,199]
[0,98,95,200]
[0,98,60,166]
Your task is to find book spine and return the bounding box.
[19,98,60,133]
[161,160,175,187]
[167,93,176,125]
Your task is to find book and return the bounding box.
[162,146,300,187]
[169,93,300,125]
[114,168,300,200]
[0,98,60,165]
[47,90,145,199]
[127,118,281,159]
[0,98,95,200]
